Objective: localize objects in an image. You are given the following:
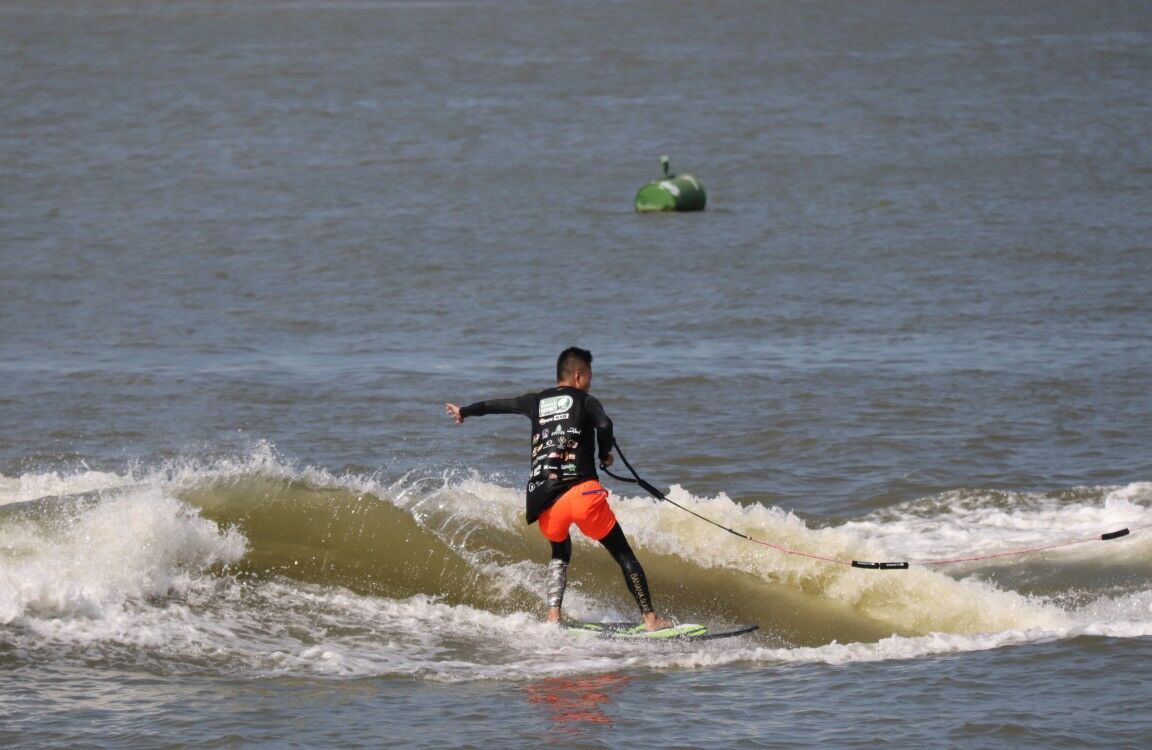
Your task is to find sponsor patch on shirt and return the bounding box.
[539,395,573,418]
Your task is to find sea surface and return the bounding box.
[3,0,1152,747]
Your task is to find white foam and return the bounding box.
[846,482,1152,563]
[747,595,1152,668]
[0,487,246,625]
[3,449,1151,680]
[602,485,1073,635]
[0,467,136,507]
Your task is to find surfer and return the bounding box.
[446,347,672,631]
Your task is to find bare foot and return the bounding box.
[546,606,562,624]
[643,612,673,631]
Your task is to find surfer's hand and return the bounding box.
[600,452,614,468]
[445,403,464,424]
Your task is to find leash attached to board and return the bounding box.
[600,438,1135,570]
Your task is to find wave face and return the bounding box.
[3,447,1150,681]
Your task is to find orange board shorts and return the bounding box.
[537,480,617,543]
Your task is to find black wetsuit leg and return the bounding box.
[550,537,572,563]
[598,523,655,614]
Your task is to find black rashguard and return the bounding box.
[459,386,614,524]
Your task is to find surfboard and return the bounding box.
[565,621,758,641]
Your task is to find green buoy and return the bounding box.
[634,155,706,213]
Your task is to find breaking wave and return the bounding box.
[2,445,1149,681]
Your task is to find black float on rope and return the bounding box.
[850,561,910,570]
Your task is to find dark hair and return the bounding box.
[556,347,593,381]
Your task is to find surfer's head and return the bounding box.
[556,347,593,390]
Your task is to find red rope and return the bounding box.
[742,535,854,567]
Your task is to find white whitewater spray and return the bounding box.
[607,485,1074,635]
[0,486,246,625]
[845,482,1152,565]
[3,451,1151,680]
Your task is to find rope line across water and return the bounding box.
[603,440,1144,571]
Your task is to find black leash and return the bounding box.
[600,438,753,542]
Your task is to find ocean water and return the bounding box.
[3,0,1152,747]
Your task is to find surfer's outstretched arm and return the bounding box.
[446,395,535,425]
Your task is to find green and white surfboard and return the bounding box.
[565,621,758,641]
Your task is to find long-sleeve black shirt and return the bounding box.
[460,386,614,523]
